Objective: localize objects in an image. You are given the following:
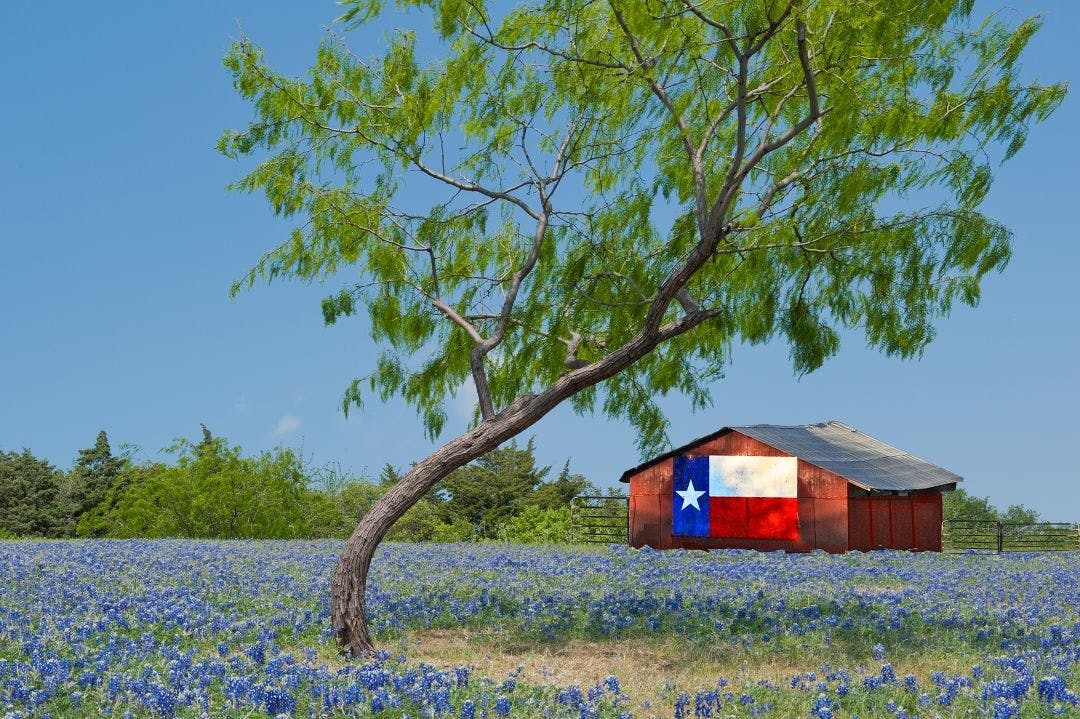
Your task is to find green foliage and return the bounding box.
[222,0,1065,455]
[943,487,998,523]
[387,503,476,542]
[496,505,572,544]
[76,462,163,538]
[331,475,386,534]
[3,427,597,542]
[87,437,337,539]
[527,460,594,511]
[57,430,126,536]
[1000,503,1040,525]
[442,439,550,537]
[327,446,591,542]
[943,487,1041,523]
[327,462,478,541]
[0,449,64,537]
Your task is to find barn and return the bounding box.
[620,421,960,552]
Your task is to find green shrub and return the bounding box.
[495,506,571,544]
[82,438,335,539]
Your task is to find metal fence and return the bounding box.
[570,495,628,544]
[942,519,1080,553]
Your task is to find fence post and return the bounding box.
[570,499,576,543]
[996,521,1004,554]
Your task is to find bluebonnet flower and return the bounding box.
[0,540,1077,719]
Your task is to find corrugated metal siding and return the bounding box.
[628,461,668,548]
[813,498,848,551]
[846,494,942,551]
[891,503,915,550]
[913,496,943,551]
[848,499,871,549]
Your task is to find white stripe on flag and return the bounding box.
[708,456,797,497]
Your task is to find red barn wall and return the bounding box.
[627,430,849,552]
[847,491,942,551]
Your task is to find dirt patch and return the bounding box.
[294,630,980,708]
[396,630,699,705]
[393,630,875,705]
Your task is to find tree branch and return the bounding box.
[707,16,830,240]
[432,300,485,345]
[564,331,590,369]
[500,215,548,328]
[609,3,707,222]
[796,20,820,119]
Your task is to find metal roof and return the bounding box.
[617,421,962,491]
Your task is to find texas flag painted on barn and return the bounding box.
[672,455,799,540]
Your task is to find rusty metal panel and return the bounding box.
[629,459,671,496]
[630,494,662,548]
[913,495,943,551]
[798,460,848,499]
[627,457,671,549]
[870,498,892,549]
[848,497,871,550]
[658,491,673,548]
[797,496,816,548]
[890,498,915,550]
[692,431,790,458]
[813,498,848,551]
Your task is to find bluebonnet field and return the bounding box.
[0,541,1078,718]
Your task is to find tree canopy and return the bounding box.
[222,0,1064,453]
[943,487,1041,524]
[442,438,550,533]
[57,430,125,535]
[221,0,1065,654]
[0,449,63,537]
[88,438,338,539]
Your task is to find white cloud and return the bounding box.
[233,396,249,413]
[272,414,302,436]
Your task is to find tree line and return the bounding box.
[942,487,1041,525]
[1,429,1044,541]
[0,429,606,542]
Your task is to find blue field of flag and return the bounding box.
[672,455,710,536]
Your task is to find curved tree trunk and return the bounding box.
[331,324,704,655]
[330,394,549,656]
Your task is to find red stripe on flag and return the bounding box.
[746,497,800,540]
[709,497,748,538]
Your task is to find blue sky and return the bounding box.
[1,2,1077,520]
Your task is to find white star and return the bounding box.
[676,477,705,511]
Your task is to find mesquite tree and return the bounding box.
[221,0,1063,655]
